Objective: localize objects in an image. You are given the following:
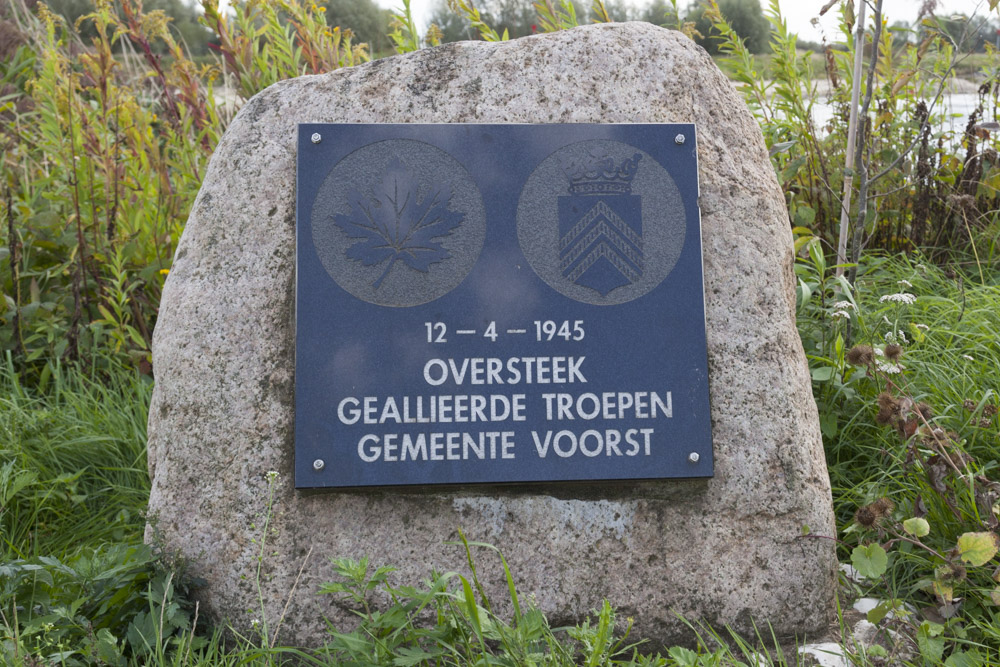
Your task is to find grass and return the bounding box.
[796,252,1000,663]
[825,256,1000,525]
[0,355,152,560]
[2,254,999,665]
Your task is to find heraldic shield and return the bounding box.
[558,153,644,297]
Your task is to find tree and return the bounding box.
[323,0,392,56]
[429,0,590,43]
[638,0,680,27]
[687,0,769,54]
[601,0,634,22]
[428,1,479,42]
[920,13,1000,53]
[45,0,214,54]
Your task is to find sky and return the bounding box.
[372,0,994,44]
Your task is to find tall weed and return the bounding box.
[1,0,369,381]
[705,0,1000,261]
[797,250,1000,662]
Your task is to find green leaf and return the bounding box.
[867,601,892,625]
[917,622,945,665]
[460,575,483,640]
[903,517,930,538]
[851,544,888,579]
[811,366,835,382]
[794,205,816,226]
[94,629,123,665]
[945,651,984,667]
[807,236,826,273]
[393,646,444,666]
[933,574,955,604]
[867,645,888,658]
[793,234,814,255]
[820,411,838,438]
[797,278,813,308]
[668,646,699,667]
[957,532,999,566]
[768,140,797,157]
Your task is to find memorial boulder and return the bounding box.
[147,21,838,647]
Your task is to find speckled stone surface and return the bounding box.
[146,22,837,647]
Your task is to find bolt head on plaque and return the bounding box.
[312,459,325,471]
[311,133,322,144]
[674,134,685,145]
[688,452,700,463]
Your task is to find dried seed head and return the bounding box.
[855,505,878,528]
[884,343,903,361]
[897,396,914,415]
[855,498,894,528]
[984,404,998,418]
[870,497,895,518]
[951,449,974,467]
[915,403,933,420]
[899,416,920,440]
[963,399,977,412]
[947,193,977,211]
[979,417,993,429]
[921,427,948,446]
[940,562,968,582]
[876,407,895,425]
[877,392,900,415]
[846,345,875,366]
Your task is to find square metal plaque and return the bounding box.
[295,124,712,488]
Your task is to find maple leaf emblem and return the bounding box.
[333,161,464,288]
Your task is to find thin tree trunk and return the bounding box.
[848,0,884,291]
[835,0,866,278]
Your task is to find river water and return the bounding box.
[810,92,994,134]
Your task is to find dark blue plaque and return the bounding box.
[295,124,712,488]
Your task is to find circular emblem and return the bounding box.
[311,140,486,307]
[516,140,686,305]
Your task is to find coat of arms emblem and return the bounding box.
[558,153,643,296]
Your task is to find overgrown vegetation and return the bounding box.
[2,0,1000,663]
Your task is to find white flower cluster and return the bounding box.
[831,301,856,320]
[884,329,908,344]
[962,354,975,362]
[266,470,280,481]
[897,279,913,287]
[914,323,929,331]
[876,359,904,374]
[879,293,916,305]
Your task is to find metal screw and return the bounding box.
[311,132,322,144]
[313,459,325,471]
[674,133,686,145]
[687,452,700,464]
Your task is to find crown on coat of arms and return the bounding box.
[562,152,642,195]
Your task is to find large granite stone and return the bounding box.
[146,21,837,647]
